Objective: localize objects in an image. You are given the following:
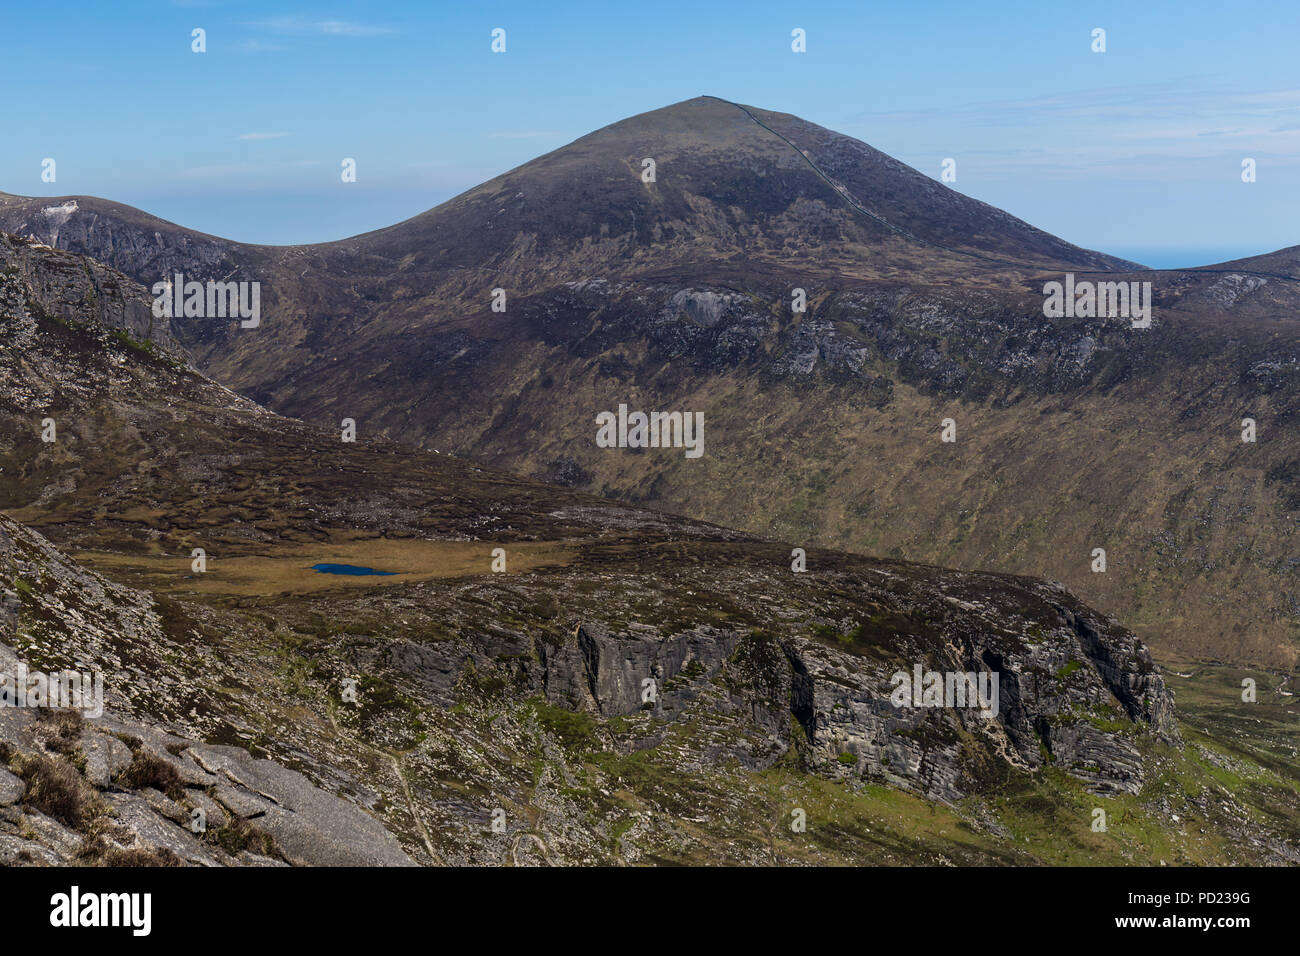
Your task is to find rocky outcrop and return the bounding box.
[327,554,1182,806]
[0,516,414,867]
[515,571,1181,803]
[540,622,740,717]
[0,232,181,357]
[794,576,1179,800]
[0,197,236,301]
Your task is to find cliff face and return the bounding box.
[509,568,1179,803]
[0,232,180,357]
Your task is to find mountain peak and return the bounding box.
[2,97,1137,285]
[337,95,1135,289]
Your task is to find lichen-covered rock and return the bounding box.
[0,767,25,805]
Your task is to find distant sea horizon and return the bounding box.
[1106,247,1280,270]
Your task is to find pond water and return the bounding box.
[310,564,397,576]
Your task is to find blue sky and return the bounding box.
[2,0,1297,266]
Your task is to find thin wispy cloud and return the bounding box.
[175,159,327,182]
[488,130,564,139]
[849,83,1300,179]
[855,83,1300,125]
[238,39,288,54]
[248,17,395,37]
[175,162,259,181]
